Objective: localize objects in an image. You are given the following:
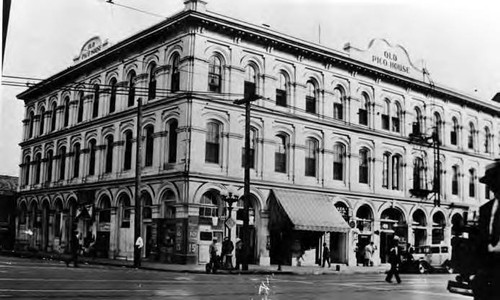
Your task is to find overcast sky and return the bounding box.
[1,0,500,176]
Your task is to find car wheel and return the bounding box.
[418,262,427,274]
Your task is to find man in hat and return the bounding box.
[472,159,500,300]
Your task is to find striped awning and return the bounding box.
[271,189,351,232]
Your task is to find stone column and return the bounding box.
[155,65,169,99]
[258,211,270,266]
[33,114,41,138]
[108,208,118,259]
[116,81,128,111]
[69,100,79,127]
[83,94,94,122]
[135,73,148,103]
[56,105,65,130]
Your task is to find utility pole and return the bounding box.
[234,92,260,271]
[133,98,142,267]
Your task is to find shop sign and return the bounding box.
[344,38,424,81]
[74,36,109,64]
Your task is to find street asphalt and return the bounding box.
[0,255,470,300]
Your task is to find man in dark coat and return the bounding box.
[472,159,500,300]
[66,231,80,267]
[322,243,331,268]
[385,237,401,284]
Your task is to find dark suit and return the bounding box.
[385,246,401,283]
[472,199,500,300]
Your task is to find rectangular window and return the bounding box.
[199,206,218,218]
[451,131,457,145]
[306,96,316,114]
[333,161,343,181]
[469,182,475,197]
[452,180,458,195]
[381,114,389,130]
[359,164,368,184]
[412,122,420,135]
[334,103,343,120]
[382,156,389,188]
[275,153,286,173]
[205,142,219,164]
[208,74,221,93]
[359,109,368,125]
[391,117,400,132]
[241,148,255,169]
[276,89,287,107]
[305,157,316,177]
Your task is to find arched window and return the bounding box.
[73,143,80,178]
[162,190,176,218]
[199,191,219,218]
[127,70,136,107]
[28,111,35,138]
[433,112,442,143]
[59,146,66,180]
[244,64,257,99]
[208,56,222,93]
[63,97,70,127]
[34,153,42,184]
[39,107,45,136]
[413,107,422,135]
[381,100,390,130]
[170,53,180,92]
[144,125,154,167]
[148,62,157,100]
[77,91,84,122]
[392,102,401,132]
[50,102,57,132]
[119,194,131,228]
[382,152,390,188]
[469,168,476,198]
[413,157,426,191]
[167,120,178,163]
[333,143,346,181]
[88,140,96,176]
[123,131,133,170]
[142,192,153,219]
[274,134,287,173]
[359,93,369,125]
[92,84,100,118]
[468,122,475,149]
[452,165,459,195]
[109,78,117,113]
[99,196,111,223]
[305,80,317,114]
[359,148,370,184]
[305,138,318,177]
[205,122,220,164]
[23,156,31,186]
[451,117,459,146]
[46,150,53,183]
[392,154,401,190]
[105,135,114,173]
[484,127,491,153]
[333,88,344,120]
[276,72,289,107]
[242,127,257,169]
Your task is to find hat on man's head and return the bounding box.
[479,159,500,185]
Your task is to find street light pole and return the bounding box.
[133,98,142,268]
[234,94,260,271]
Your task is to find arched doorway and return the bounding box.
[28,202,38,249]
[432,211,446,245]
[412,209,427,247]
[198,190,222,264]
[380,207,406,263]
[333,202,349,263]
[236,194,260,264]
[96,195,111,258]
[451,213,464,236]
[117,193,132,258]
[141,191,153,258]
[18,202,28,248]
[355,205,374,265]
[158,190,177,263]
[41,201,50,251]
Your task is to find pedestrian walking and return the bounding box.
[221,237,234,269]
[364,242,375,266]
[66,231,80,267]
[471,159,500,300]
[322,243,331,268]
[385,238,402,284]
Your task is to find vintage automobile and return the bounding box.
[400,245,453,274]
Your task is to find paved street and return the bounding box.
[0,256,469,300]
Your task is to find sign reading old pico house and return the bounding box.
[344,39,425,81]
[74,36,109,64]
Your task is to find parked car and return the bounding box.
[401,245,453,274]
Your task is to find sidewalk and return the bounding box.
[1,249,388,275]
